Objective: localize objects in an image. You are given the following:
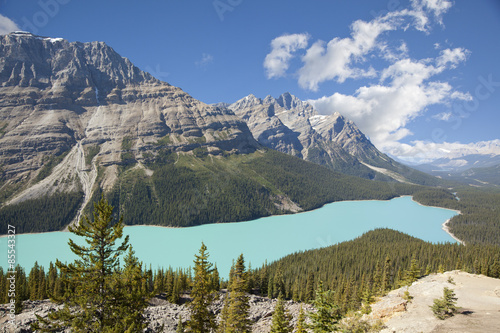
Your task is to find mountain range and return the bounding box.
[0,32,431,233]
[412,154,500,187]
[225,92,438,185]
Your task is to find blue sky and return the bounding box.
[1,0,499,162]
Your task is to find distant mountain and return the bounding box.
[0,32,415,234]
[412,154,500,187]
[414,154,500,173]
[227,93,440,185]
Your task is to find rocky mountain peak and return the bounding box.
[0,32,156,93]
[276,92,307,110]
[0,34,259,214]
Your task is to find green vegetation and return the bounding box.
[413,186,500,246]
[187,242,217,332]
[430,287,458,320]
[33,197,149,332]
[0,122,7,138]
[100,149,419,228]
[2,227,499,331]
[156,134,173,145]
[35,150,70,182]
[248,228,500,315]
[121,136,134,150]
[218,254,252,332]
[269,294,293,333]
[84,144,101,166]
[0,192,83,234]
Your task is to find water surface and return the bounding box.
[1,196,458,277]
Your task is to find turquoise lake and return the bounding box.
[1,196,458,277]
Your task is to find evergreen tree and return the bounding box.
[177,315,186,333]
[295,305,307,333]
[381,255,392,293]
[305,272,315,302]
[187,242,217,333]
[430,287,458,320]
[273,267,285,299]
[307,281,341,332]
[0,268,6,304]
[403,256,420,285]
[14,266,27,314]
[112,246,150,332]
[210,265,220,292]
[33,196,138,332]
[219,254,251,332]
[269,294,293,333]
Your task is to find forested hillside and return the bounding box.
[412,187,500,246]
[248,228,500,315]
[0,149,422,234]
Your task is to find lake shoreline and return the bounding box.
[408,195,463,245]
[1,195,462,240]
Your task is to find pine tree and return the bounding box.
[37,266,47,300]
[187,242,217,333]
[0,268,6,304]
[28,262,40,300]
[273,266,285,298]
[47,262,58,297]
[430,287,458,320]
[112,246,150,332]
[33,196,139,332]
[295,305,307,333]
[403,256,420,285]
[14,265,27,314]
[211,265,220,292]
[307,281,341,332]
[177,314,186,333]
[269,294,293,333]
[219,254,251,332]
[381,255,392,293]
[305,272,315,302]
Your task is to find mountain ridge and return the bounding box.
[0,32,423,233]
[227,92,440,185]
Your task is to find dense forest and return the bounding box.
[0,192,83,234]
[5,149,420,234]
[2,229,499,318]
[412,187,500,246]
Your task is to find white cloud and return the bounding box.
[263,0,475,162]
[432,112,453,121]
[409,0,453,31]
[195,53,214,68]
[264,33,309,79]
[388,140,500,164]
[0,14,20,35]
[436,48,469,68]
[264,0,455,91]
[296,17,392,90]
[309,56,471,155]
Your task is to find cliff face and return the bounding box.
[0,32,258,211]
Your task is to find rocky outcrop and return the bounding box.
[0,293,313,333]
[365,271,500,333]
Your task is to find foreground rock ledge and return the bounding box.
[0,292,312,333]
[369,271,500,333]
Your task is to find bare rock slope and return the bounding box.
[369,271,500,333]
